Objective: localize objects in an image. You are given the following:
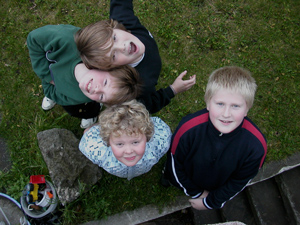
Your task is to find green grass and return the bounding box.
[0,0,299,223]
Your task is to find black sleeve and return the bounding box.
[110,0,175,114]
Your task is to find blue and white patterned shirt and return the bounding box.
[79,117,172,180]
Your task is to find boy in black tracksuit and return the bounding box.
[109,0,174,113]
[76,0,196,114]
[163,66,267,210]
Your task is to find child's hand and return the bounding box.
[170,71,196,95]
[200,190,209,198]
[188,190,209,210]
[189,197,207,210]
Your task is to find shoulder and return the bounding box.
[150,117,172,140]
[80,125,103,144]
[152,117,171,130]
[242,117,267,147]
[143,118,171,158]
[28,24,80,40]
[240,117,267,165]
[178,108,209,130]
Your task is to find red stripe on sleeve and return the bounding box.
[171,113,209,155]
[242,120,267,168]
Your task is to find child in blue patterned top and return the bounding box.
[79,99,172,180]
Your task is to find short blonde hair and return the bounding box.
[75,19,128,70]
[204,66,257,109]
[99,100,154,146]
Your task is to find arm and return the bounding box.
[139,71,196,114]
[110,0,143,31]
[110,0,197,113]
[27,26,57,83]
[169,136,204,198]
[189,190,210,210]
[27,25,87,105]
[170,71,196,95]
[149,117,172,158]
[27,26,65,104]
[79,126,107,166]
[27,27,57,99]
[138,86,174,114]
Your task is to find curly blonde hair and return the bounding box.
[99,100,154,146]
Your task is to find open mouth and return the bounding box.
[86,79,93,93]
[129,42,137,54]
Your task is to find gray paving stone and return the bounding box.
[275,166,300,225]
[221,191,255,225]
[246,178,290,225]
[0,194,27,225]
[192,207,222,225]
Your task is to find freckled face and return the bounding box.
[207,89,249,134]
[78,69,118,103]
[105,29,145,66]
[109,132,147,167]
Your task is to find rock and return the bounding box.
[37,128,102,204]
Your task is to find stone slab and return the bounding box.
[81,153,300,225]
[0,194,27,225]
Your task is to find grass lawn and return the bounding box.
[0,0,299,223]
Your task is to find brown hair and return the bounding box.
[104,65,143,106]
[75,19,127,70]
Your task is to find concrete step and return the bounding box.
[246,178,290,225]
[191,207,222,225]
[91,165,300,225]
[221,191,256,225]
[138,208,195,225]
[275,166,300,225]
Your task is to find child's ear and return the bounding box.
[244,108,249,117]
[206,103,210,111]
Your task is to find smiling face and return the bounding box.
[105,29,145,66]
[77,69,118,103]
[109,132,147,167]
[207,88,249,134]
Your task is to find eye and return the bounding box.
[217,102,224,106]
[113,34,116,41]
[232,104,240,108]
[104,79,107,86]
[100,94,104,101]
[116,143,123,147]
[133,141,140,145]
[112,52,116,61]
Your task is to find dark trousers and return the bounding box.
[62,101,101,119]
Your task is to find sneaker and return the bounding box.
[42,97,56,110]
[80,117,97,129]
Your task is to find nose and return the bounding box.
[223,106,231,117]
[94,84,102,94]
[115,42,125,52]
[124,146,133,154]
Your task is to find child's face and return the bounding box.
[78,69,117,103]
[105,29,145,66]
[207,88,249,134]
[109,132,147,167]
